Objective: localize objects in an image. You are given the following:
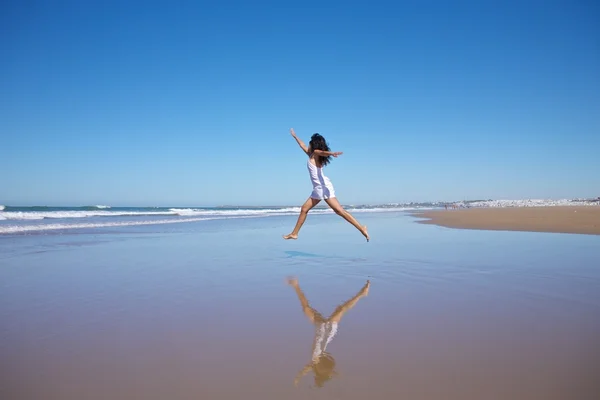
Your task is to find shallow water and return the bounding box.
[1,212,599,399]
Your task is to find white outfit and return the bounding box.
[312,321,338,361]
[307,159,336,200]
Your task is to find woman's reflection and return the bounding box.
[287,277,370,388]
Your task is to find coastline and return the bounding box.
[411,206,600,235]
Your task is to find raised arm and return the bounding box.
[290,128,309,155]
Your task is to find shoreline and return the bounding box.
[411,206,600,235]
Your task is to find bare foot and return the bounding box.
[286,277,299,287]
[361,226,369,242]
[361,280,370,296]
[283,233,298,240]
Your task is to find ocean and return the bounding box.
[0,204,434,235]
[1,198,597,235]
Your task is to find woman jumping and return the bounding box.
[283,129,369,242]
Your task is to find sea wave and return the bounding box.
[168,207,302,216]
[0,206,418,221]
[0,217,209,234]
[167,206,421,216]
[0,210,176,220]
[0,206,421,234]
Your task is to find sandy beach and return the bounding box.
[1,211,599,399]
[413,206,600,235]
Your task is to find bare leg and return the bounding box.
[328,280,370,323]
[287,277,324,324]
[324,197,369,241]
[283,197,321,240]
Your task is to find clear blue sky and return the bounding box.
[1,0,598,206]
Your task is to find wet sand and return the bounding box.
[413,206,600,235]
[1,213,599,399]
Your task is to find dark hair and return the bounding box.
[313,353,336,387]
[309,133,332,167]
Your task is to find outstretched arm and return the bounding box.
[294,363,312,386]
[312,149,343,158]
[290,128,309,155]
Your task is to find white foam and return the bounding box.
[0,210,176,220]
[0,206,422,222]
[0,206,419,234]
[169,207,303,216]
[0,212,46,220]
[0,217,209,234]
[0,208,306,221]
[0,205,4,211]
[179,206,419,217]
[94,205,111,209]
